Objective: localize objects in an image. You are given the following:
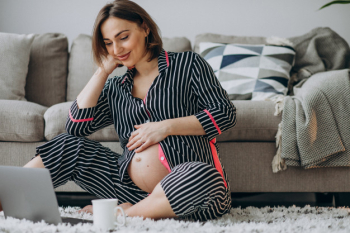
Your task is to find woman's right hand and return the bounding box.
[101,54,124,75]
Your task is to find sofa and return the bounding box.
[1,27,350,206]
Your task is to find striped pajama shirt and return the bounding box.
[31,48,237,221]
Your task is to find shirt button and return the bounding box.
[146,120,150,123]
[161,157,165,161]
[140,103,144,107]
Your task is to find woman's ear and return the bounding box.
[141,22,149,37]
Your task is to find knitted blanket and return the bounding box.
[269,27,350,173]
[271,69,350,173]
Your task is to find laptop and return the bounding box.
[0,165,93,226]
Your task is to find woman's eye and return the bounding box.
[105,36,127,46]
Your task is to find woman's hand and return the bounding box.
[101,54,135,75]
[126,121,170,153]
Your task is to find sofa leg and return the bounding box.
[333,193,350,208]
[315,192,334,207]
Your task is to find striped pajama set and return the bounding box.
[31,49,237,221]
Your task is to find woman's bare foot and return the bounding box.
[117,202,133,216]
[78,205,93,214]
[77,203,133,216]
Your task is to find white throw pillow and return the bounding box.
[0,32,35,100]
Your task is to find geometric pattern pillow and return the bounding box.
[199,42,296,101]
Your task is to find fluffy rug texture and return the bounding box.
[1,205,350,233]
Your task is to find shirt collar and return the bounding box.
[121,48,170,85]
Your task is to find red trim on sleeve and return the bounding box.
[69,109,94,122]
[203,109,222,135]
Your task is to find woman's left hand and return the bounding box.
[126,121,170,153]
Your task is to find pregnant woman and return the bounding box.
[6,0,237,221]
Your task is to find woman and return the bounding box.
[18,0,237,221]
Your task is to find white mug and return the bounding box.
[91,198,126,229]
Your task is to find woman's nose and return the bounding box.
[113,43,122,56]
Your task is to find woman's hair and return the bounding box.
[92,0,163,68]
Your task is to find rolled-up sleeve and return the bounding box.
[65,78,114,137]
[191,53,237,141]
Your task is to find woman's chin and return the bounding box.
[125,63,136,69]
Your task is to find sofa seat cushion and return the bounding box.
[217,100,282,142]
[0,100,47,142]
[44,101,119,141]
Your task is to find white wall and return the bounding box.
[0,0,349,52]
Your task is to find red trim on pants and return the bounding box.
[158,143,171,172]
[210,138,228,188]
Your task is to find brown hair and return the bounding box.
[91,0,163,68]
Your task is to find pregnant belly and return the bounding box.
[127,143,170,193]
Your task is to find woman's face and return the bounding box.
[100,17,149,67]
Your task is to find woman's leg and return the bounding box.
[159,161,232,222]
[23,154,45,168]
[29,133,149,203]
[121,181,178,220]
[1,133,150,213]
[121,161,231,221]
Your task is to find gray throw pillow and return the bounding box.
[0,32,35,100]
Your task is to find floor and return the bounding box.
[56,192,336,208]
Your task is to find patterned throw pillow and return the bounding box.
[199,42,296,101]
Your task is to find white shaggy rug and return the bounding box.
[1,205,350,233]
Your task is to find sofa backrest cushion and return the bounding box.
[25,33,68,107]
[0,32,35,101]
[162,36,192,53]
[194,33,267,54]
[67,34,192,102]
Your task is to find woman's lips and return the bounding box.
[117,51,131,61]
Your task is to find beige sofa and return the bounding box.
[1,31,350,206]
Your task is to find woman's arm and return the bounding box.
[179,53,237,140]
[163,115,206,136]
[76,67,109,109]
[65,67,114,137]
[161,53,237,139]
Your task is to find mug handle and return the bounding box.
[114,206,126,226]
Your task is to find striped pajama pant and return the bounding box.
[30,133,232,221]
